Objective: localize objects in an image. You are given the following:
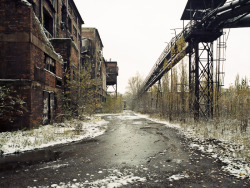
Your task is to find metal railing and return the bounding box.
[139,21,193,95]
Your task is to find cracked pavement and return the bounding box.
[0,111,249,187]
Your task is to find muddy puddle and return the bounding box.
[0,149,60,172]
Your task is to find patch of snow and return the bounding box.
[167,173,189,181]
[20,0,32,6]
[0,116,108,155]
[37,163,69,171]
[222,163,250,179]
[33,14,63,61]
[84,175,146,188]
[135,112,250,179]
[132,121,143,125]
[28,169,146,188]
[172,159,182,164]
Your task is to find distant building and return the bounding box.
[106,61,119,96]
[81,28,107,102]
[0,0,84,131]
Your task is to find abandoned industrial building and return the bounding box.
[81,27,107,102]
[0,0,119,131]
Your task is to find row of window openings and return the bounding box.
[62,5,81,32]
[44,7,80,41]
[66,17,79,40]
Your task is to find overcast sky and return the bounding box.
[74,0,250,94]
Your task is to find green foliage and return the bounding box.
[102,95,123,113]
[171,36,186,56]
[0,86,27,123]
[59,62,102,119]
[221,75,249,132]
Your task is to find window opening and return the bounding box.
[68,17,72,33]
[45,54,56,74]
[61,5,67,23]
[56,78,62,87]
[43,9,53,36]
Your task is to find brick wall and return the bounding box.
[0,0,32,33]
[70,44,80,68]
[50,38,80,80]
[30,82,43,128]
[0,0,64,131]
[0,42,31,79]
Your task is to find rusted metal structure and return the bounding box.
[106,61,119,96]
[138,0,250,120]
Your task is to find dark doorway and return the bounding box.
[43,91,55,125]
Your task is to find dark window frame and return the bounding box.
[44,54,56,74]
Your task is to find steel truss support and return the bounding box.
[215,33,226,117]
[156,80,162,109]
[106,84,118,98]
[189,41,214,121]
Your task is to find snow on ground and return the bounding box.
[135,113,250,179]
[28,169,146,188]
[167,173,190,182]
[0,116,108,155]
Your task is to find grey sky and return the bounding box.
[74,0,250,94]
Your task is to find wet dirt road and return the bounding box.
[0,111,249,187]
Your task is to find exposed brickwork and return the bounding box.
[50,39,72,61]
[70,44,80,68]
[0,0,65,131]
[0,42,31,79]
[0,0,99,131]
[0,0,32,33]
[30,82,43,128]
[81,28,107,99]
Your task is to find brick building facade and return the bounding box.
[81,28,107,102]
[0,0,84,131]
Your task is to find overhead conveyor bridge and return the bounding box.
[138,0,250,120]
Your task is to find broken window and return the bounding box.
[68,17,72,33]
[56,77,62,87]
[61,5,67,23]
[43,9,53,36]
[45,54,56,74]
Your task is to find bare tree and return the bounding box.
[125,72,143,110]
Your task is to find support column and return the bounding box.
[189,41,214,121]
[194,42,200,121]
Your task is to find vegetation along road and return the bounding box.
[0,111,249,187]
